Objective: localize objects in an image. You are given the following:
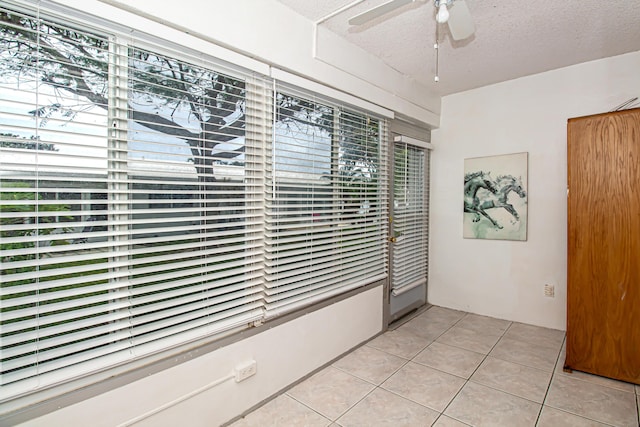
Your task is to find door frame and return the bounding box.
[383,121,433,328]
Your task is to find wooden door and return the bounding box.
[565,108,640,384]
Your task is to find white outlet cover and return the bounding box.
[544,284,555,297]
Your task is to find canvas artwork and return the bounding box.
[463,152,528,241]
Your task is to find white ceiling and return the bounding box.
[275,0,640,97]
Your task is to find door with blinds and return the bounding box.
[389,135,431,322]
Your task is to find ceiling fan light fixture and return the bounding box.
[436,1,450,23]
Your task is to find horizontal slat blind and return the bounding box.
[0,2,390,405]
[264,87,388,317]
[123,43,267,356]
[1,7,116,394]
[391,142,429,295]
[0,6,268,398]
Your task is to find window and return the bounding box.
[0,4,387,404]
[264,88,388,316]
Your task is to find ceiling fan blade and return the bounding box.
[447,0,475,40]
[348,0,414,25]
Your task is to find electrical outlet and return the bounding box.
[234,360,257,382]
[544,284,555,298]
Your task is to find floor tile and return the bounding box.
[455,313,511,336]
[556,345,637,393]
[557,364,638,394]
[234,307,640,427]
[336,387,439,427]
[230,394,331,427]
[537,406,611,427]
[381,361,465,412]
[287,366,375,421]
[545,374,639,427]
[490,337,558,371]
[444,381,541,426]
[436,325,502,354]
[503,322,565,350]
[397,316,454,341]
[470,356,552,403]
[419,306,467,325]
[366,328,431,359]
[432,415,471,426]
[413,341,485,379]
[333,345,406,385]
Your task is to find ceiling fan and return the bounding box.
[348,0,475,41]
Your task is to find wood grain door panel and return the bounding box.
[566,109,640,384]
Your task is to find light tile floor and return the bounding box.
[230,306,640,427]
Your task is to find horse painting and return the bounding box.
[464,172,527,230]
[463,171,502,229]
[477,175,527,225]
[463,152,528,241]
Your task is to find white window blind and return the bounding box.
[0,6,269,398]
[0,2,389,406]
[391,141,429,295]
[264,86,388,317]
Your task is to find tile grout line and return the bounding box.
[360,325,438,421]
[371,311,469,421]
[373,384,443,416]
[284,309,444,424]
[283,392,334,424]
[636,391,640,427]
[326,348,417,424]
[429,317,514,425]
[433,319,575,422]
[316,316,568,425]
[344,310,471,424]
[241,310,636,426]
[554,361,638,395]
[484,349,561,374]
[535,334,625,427]
[533,332,563,426]
[465,323,568,426]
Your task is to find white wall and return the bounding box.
[17,287,383,427]
[429,50,640,330]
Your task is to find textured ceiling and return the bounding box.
[276,0,640,97]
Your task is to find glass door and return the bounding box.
[389,135,431,322]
